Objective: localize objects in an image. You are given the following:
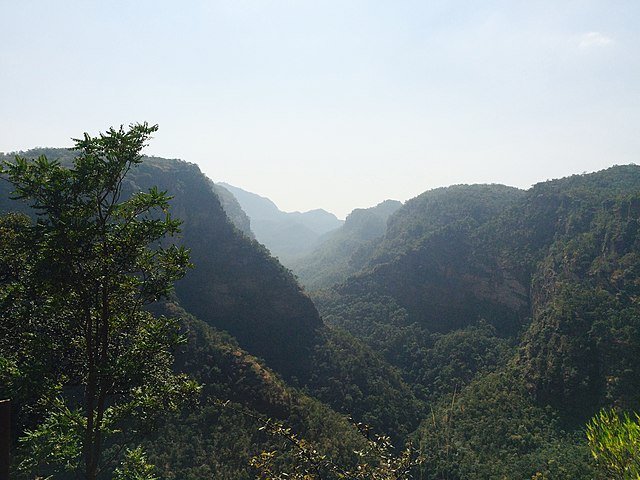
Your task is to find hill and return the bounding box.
[291,199,402,289]
[217,182,343,264]
[0,148,423,468]
[5,144,640,478]
[311,167,640,477]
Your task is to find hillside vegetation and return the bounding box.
[3,142,640,478]
[312,166,640,478]
[0,147,421,478]
[290,199,402,289]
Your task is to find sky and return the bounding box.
[1,1,639,218]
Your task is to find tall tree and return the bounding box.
[0,123,197,479]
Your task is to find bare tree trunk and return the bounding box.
[84,303,97,480]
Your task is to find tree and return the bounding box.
[0,123,198,479]
[215,400,422,480]
[587,408,640,479]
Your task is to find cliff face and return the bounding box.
[211,182,254,239]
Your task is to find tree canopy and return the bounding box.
[0,123,197,479]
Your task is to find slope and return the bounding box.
[312,166,640,478]
[0,148,423,445]
[291,199,402,290]
[145,303,372,480]
[317,184,529,338]
[217,182,343,263]
[211,182,254,239]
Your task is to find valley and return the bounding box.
[2,144,640,479]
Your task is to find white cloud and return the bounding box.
[578,31,614,48]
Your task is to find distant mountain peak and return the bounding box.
[217,182,340,219]
[216,182,344,264]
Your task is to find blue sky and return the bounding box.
[1,0,639,218]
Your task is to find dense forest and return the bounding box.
[1,126,640,479]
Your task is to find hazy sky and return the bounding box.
[1,1,639,218]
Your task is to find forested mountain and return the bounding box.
[3,144,640,478]
[318,184,529,335]
[145,303,372,479]
[126,158,422,440]
[0,149,319,377]
[217,182,343,264]
[211,182,254,239]
[0,148,421,478]
[311,166,640,478]
[291,199,402,289]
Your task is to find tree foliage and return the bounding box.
[587,409,640,479]
[215,400,422,480]
[0,123,197,479]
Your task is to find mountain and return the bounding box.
[290,199,402,289]
[0,148,422,462]
[317,170,640,407]
[135,161,421,440]
[144,303,372,479]
[0,149,320,377]
[310,167,640,477]
[211,182,254,239]
[6,144,640,478]
[317,184,529,336]
[217,182,343,263]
